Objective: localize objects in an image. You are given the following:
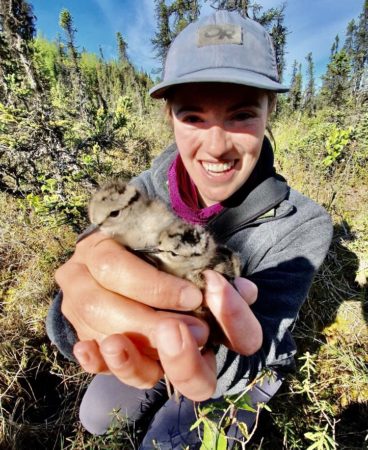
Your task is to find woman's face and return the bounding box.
[170,83,270,207]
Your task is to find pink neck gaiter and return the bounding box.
[168,154,223,225]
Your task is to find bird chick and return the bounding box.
[89,180,242,401]
[88,180,242,343]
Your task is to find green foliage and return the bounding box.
[322,125,352,170]
[1,1,367,449]
[288,60,303,112]
[32,36,59,86]
[320,49,351,108]
[152,0,200,69]
[25,178,88,230]
[189,374,275,449]
[304,52,316,115]
[304,425,336,450]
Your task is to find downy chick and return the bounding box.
[88,180,242,343]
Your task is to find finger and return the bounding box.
[80,232,203,311]
[233,277,258,305]
[204,270,263,355]
[156,319,217,401]
[73,340,109,374]
[58,261,209,350]
[58,261,154,339]
[100,334,163,389]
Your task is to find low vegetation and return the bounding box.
[0,0,367,448]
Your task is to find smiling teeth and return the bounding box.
[202,161,235,173]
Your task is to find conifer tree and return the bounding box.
[344,19,356,55]
[152,0,200,71]
[151,0,172,68]
[288,60,302,111]
[59,9,81,78]
[303,52,315,115]
[59,8,86,114]
[321,47,351,108]
[205,0,249,17]
[353,0,368,92]
[173,0,200,33]
[0,0,40,101]
[331,34,339,57]
[251,3,288,82]
[268,6,287,81]
[116,32,128,63]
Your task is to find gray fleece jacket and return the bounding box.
[46,138,333,398]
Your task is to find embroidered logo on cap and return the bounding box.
[197,24,242,47]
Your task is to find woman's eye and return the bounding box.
[109,210,120,218]
[233,112,253,121]
[183,115,202,123]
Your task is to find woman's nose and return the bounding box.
[206,125,230,156]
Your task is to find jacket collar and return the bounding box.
[151,137,291,239]
[206,137,291,240]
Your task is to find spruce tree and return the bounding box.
[0,0,40,102]
[251,3,288,82]
[269,6,287,82]
[288,60,302,112]
[151,0,172,68]
[205,0,249,16]
[353,0,368,92]
[331,35,339,57]
[59,9,81,78]
[344,19,356,55]
[152,0,200,72]
[59,8,87,115]
[303,52,315,115]
[116,32,128,63]
[321,47,351,108]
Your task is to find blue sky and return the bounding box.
[30,0,363,86]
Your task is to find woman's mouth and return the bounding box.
[202,161,235,174]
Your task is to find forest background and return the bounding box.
[0,0,367,449]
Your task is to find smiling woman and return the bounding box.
[46,9,333,449]
[168,83,270,207]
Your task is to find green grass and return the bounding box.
[0,106,367,449]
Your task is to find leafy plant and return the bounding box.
[305,425,336,450]
[322,125,353,169]
[190,373,273,449]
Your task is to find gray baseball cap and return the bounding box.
[149,10,289,98]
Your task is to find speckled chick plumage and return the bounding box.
[89,180,242,342]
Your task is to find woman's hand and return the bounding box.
[56,231,262,400]
[154,271,261,400]
[73,270,261,401]
[56,231,207,377]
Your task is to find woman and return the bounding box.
[47,10,333,449]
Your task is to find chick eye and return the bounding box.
[109,210,120,218]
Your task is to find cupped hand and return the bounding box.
[56,230,205,343]
[56,231,208,383]
[154,271,261,400]
[61,230,262,401]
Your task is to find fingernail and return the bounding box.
[188,324,208,344]
[234,278,257,303]
[102,342,129,369]
[179,285,202,309]
[74,349,90,365]
[203,270,223,293]
[157,322,183,357]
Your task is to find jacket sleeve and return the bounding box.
[212,197,333,398]
[46,291,77,360]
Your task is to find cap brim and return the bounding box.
[149,67,289,98]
